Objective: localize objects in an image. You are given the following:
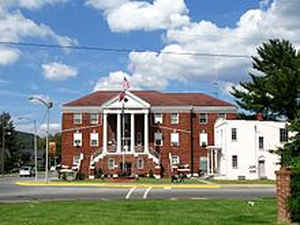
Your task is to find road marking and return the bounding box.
[191,197,208,200]
[143,187,152,199]
[125,187,136,199]
[164,187,172,190]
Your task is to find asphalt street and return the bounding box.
[0,175,276,202]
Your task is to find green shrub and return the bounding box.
[95,168,103,179]
[77,173,86,180]
[288,172,300,222]
[148,169,154,178]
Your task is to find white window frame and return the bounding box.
[259,136,264,149]
[90,113,98,125]
[73,113,82,124]
[199,132,208,147]
[232,155,238,169]
[171,155,180,165]
[170,113,179,124]
[280,128,288,143]
[154,132,163,146]
[90,132,99,147]
[73,132,82,147]
[154,113,163,124]
[108,159,115,170]
[137,158,144,169]
[231,128,237,141]
[199,113,208,124]
[170,132,179,147]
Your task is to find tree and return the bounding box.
[231,39,300,121]
[0,112,17,172]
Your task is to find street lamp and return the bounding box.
[17,117,38,182]
[28,96,53,183]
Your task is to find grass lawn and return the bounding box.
[0,199,279,225]
[207,179,276,185]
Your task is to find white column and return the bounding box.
[210,149,214,174]
[130,113,135,152]
[214,150,218,174]
[103,113,107,153]
[117,113,121,153]
[144,113,149,153]
[207,151,210,175]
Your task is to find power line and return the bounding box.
[0,41,250,59]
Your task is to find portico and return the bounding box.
[206,146,221,175]
[101,91,151,155]
[102,109,149,154]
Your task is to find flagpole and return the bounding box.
[122,100,125,175]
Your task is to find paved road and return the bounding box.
[0,176,276,202]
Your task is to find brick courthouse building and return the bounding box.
[61,91,237,179]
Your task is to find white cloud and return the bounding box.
[218,81,248,96]
[0,3,77,66]
[42,62,78,81]
[86,0,190,32]
[40,123,61,135]
[0,48,21,65]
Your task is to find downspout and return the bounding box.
[190,108,194,176]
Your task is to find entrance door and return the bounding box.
[120,162,132,177]
[258,160,266,178]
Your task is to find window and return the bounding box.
[90,132,99,147]
[73,113,82,124]
[280,128,288,142]
[137,158,144,169]
[218,113,226,119]
[90,113,98,124]
[108,159,115,170]
[73,132,82,147]
[170,133,179,147]
[154,113,163,124]
[200,157,208,173]
[199,113,208,124]
[199,131,208,147]
[232,155,238,169]
[170,113,179,124]
[171,155,180,165]
[232,128,237,141]
[154,132,163,146]
[259,136,264,149]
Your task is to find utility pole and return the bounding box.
[34,120,38,182]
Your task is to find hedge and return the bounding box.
[289,172,300,222]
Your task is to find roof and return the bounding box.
[63,90,235,107]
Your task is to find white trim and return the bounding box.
[103,109,149,114]
[102,91,151,108]
[193,106,237,113]
[62,106,102,113]
[151,106,192,113]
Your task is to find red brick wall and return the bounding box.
[276,167,292,224]
[62,111,237,177]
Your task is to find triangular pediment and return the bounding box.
[102,91,150,109]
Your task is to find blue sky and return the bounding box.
[0,0,299,135]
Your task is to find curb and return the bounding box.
[15,182,220,189]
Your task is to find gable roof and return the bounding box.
[63,90,235,107]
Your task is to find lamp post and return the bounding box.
[28,96,53,183]
[17,117,38,182]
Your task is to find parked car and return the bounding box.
[19,166,35,177]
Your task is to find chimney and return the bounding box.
[256,112,263,121]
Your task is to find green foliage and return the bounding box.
[231,39,300,121]
[148,169,154,178]
[95,168,103,179]
[0,112,18,172]
[288,173,300,222]
[276,118,300,168]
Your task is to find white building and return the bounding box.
[207,118,288,180]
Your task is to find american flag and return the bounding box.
[122,77,130,90]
